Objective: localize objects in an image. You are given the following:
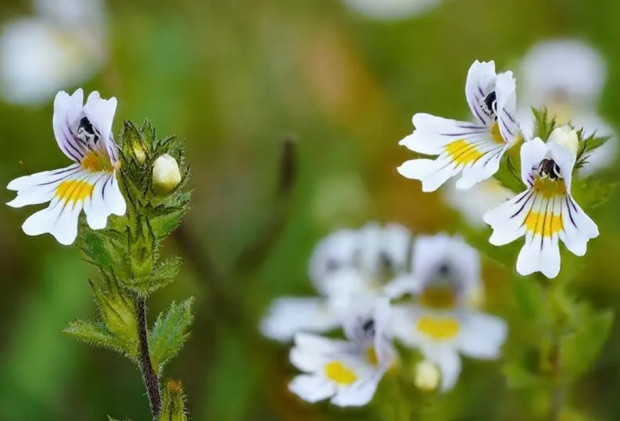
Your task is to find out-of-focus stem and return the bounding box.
[136,296,162,419]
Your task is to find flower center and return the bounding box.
[81,149,114,173]
[417,316,461,341]
[324,361,358,385]
[490,122,505,144]
[445,139,484,165]
[533,160,567,198]
[366,347,379,366]
[419,286,457,309]
[480,91,497,119]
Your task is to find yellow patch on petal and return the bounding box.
[419,286,457,309]
[324,361,357,385]
[81,150,114,173]
[417,316,460,341]
[490,122,506,144]
[524,210,563,237]
[445,139,484,165]
[56,180,94,203]
[366,347,379,366]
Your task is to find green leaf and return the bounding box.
[125,256,182,295]
[63,320,133,360]
[513,278,545,320]
[503,362,543,389]
[149,298,195,374]
[560,308,613,380]
[572,178,618,210]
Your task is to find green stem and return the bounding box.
[136,296,162,419]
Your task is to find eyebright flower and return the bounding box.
[398,60,521,192]
[7,89,126,245]
[260,223,412,342]
[391,234,507,391]
[484,133,599,278]
[288,300,394,407]
[341,0,443,21]
[0,0,107,105]
[518,39,617,175]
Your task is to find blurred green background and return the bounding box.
[1,0,620,420]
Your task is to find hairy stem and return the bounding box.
[136,296,162,419]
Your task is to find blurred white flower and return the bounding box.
[7,89,125,245]
[0,0,107,105]
[391,234,506,391]
[342,0,443,21]
[518,39,617,175]
[288,300,394,407]
[261,222,413,342]
[398,60,521,192]
[484,138,598,278]
[442,179,514,228]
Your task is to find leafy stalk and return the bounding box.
[64,120,193,420]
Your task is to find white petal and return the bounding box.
[484,189,533,246]
[7,164,81,207]
[398,157,460,192]
[53,89,87,162]
[559,196,599,256]
[260,297,340,342]
[401,114,487,155]
[411,235,480,301]
[465,60,497,125]
[22,199,82,245]
[495,71,520,145]
[84,91,118,163]
[520,39,605,108]
[516,231,561,278]
[548,141,577,190]
[331,375,382,407]
[83,173,119,230]
[428,347,462,391]
[389,305,419,347]
[520,138,549,185]
[455,144,506,190]
[288,374,334,403]
[308,229,359,294]
[458,311,507,359]
[102,174,126,216]
[290,333,351,373]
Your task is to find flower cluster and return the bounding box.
[398,60,602,279]
[262,224,507,406]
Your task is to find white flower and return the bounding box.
[414,360,441,392]
[7,89,126,245]
[518,39,617,175]
[520,39,605,110]
[0,0,107,105]
[398,60,521,192]
[288,300,394,407]
[153,154,182,194]
[483,138,599,278]
[261,223,413,342]
[548,126,579,156]
[391,234,506,391]
[441,179,514,228]
[341,0,443,21]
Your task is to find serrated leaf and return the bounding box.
[560,309,613,380]
[149,298,195,374]
[63,320,137,362]
[572,178,618,210]
[125,257,182,295]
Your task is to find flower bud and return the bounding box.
[414,360,440,392]
[548,126,579,155]
[133,142,147,164]
[152,154,181,195]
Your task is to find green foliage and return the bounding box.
[64,120,194,418]
[149,298,195,374]
[560,307,613,380]
[532,107,557,141]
